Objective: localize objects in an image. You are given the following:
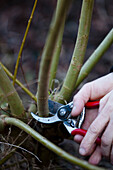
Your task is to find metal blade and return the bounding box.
[48,99,63,115]
[31,112,61,124]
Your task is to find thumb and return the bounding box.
[71,96,87,116]
[71,84,90,116]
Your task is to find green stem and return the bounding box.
[55,0,94,103]
[49,0,66,90]
[4,117,104,170]
[0,62,37,102]
[75,28,113,88]
[13,0,38,86]
[0,64,25,117]
[0,87,4,102]
[37,0,72,116]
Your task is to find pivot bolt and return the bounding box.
[59,108,67,116]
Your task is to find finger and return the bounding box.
[87,143,96,156]
[72,83,93,116]
[99,91,111,113]
[99,92,113,162]
[71,94,87,116]
[72,73,113,116]
[82,108,98,129]
[74,135,83,143]
[74,135,96,155]
[88,146,102,165]
[101,119,113,158]
[79,111,109,156]
[73,109,98,145]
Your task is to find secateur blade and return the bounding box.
[48,99,63,115]
[31,100,86,135]
[31,100,63,124]
[31,112,61,124]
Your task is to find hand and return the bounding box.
[71,73,113,165]
[74,108,101,165]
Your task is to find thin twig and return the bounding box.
[0,64,25,117]
[13,0,38,86]
[0,62,37,102]
[0,142,41,164]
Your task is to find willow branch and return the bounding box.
[13,0,38,85]
[0,64,25,117]
[55,0,94,103]
[49,0,66,90]
[37,0,72,116]
[0,87,4,102]
[3,117,104,170]
[0,62,37,102]
[75,28,113,88]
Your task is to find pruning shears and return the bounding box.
[31,100,101,145]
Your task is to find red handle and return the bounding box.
[71,129,101,145]
[85,100,100,109]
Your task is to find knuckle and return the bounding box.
[89,123,98,135]
[73,83,90,102]
[83,83,90,91]
[80,83,91,99]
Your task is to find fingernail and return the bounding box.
[79,148,86,155]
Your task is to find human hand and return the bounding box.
[71,73,113,165]
[73,108,101,165]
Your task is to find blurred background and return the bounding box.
[0,0,113,104]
